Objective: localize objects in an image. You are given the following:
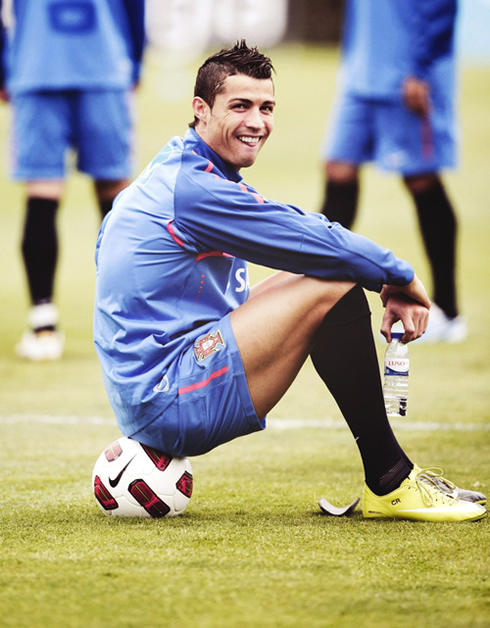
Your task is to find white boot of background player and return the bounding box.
[16,302,64,361]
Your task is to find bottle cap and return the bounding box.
[391,321,404,341]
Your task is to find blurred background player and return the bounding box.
[0,0,145,360]
[319,0,466,343]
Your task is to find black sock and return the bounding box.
[99,199,114,219]
[412,181,458,318]
[21,197,59,305]
[310,285,412,494]
[320,179,359,229]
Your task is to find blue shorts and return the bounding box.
[130,314,265,457]
[10,89,134,180]
[321,91,457,175]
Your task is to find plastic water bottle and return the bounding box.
[383,322,409,417]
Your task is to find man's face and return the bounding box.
[193,74,275,171]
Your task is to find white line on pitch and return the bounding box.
[268,418,490,432]
[0,414,489,432]
[0,414,115,426]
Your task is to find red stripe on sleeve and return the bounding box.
[237,182,264,203]
[167,220,185,248]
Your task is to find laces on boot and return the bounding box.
[418,467,456,490]
[412,468,457,506]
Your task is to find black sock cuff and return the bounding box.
[321,179,359,228]
[25,198,60,228]
[412,178,445,200]
[27,197,59,212]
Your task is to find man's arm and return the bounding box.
[121,0,146,87]
[172,154,414,294]
[407,0,457,80]
[402,0,457,116]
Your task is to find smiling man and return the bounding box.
[191,73,274,169]
[94,41,486,521]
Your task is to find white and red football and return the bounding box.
[92,437,193,518]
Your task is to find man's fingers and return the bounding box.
[381,292,430,344]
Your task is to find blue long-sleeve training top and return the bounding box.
[94,129,414,432]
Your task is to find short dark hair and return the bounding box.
[189,40,274,129]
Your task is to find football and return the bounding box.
[92,437,193,518]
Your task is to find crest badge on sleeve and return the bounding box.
[194,330,225,361]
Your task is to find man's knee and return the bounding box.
[325,161,359,184]
[94,179,127,203]
[321,283,369,328]
[317,278,358,303]
[296,278,359,330]
[403,173,440,195]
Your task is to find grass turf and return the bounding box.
[0,44,489,628]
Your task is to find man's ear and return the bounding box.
[192,97,210,127]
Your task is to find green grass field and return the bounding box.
[0,45,489,628]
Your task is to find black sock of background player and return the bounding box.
[21,197,59,308]
[99,199,114,219]
[320,179,359,229]
[412,180,458,319]
[310,285,412,495]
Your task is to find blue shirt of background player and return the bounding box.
[339,0,457,100]
[0,0,145,93]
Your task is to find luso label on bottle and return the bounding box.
[384,358,409,375]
